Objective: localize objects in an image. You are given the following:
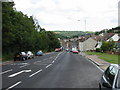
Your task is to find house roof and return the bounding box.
[91,35,103,41]
[101,33,115,41]
[78,36,86,42]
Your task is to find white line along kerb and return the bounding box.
[0,69,13,75]
[29,69,42,77]
[6,81,22,90]
[8,70,31,78]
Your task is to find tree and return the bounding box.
[2,2,60,60]
[101,41,115,52]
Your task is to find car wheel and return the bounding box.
[14,58,16,61]
[19,57,22,61]
[99,84,101,90]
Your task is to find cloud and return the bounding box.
[13,0,119,31]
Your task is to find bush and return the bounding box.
[96,48,101,52]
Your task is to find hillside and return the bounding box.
[53,31,94,39]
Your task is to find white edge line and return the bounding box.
[88,59,104,72]
[0,69,13,75]
[45,64,52,68]
[6,81,22,90]
[29,69,42,77]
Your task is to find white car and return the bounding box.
[26,51,34,59]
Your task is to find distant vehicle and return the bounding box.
[72,50,79,54]
[26,51,34,59]
[55,48,61,52]
[70,49,73,52]
[14,52,28,61]
[66,48,69,51]
[99,64,120,90]
[36,50,43,56]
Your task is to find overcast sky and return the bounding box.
[13,0,119,31]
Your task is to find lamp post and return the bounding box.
[77,19,86,31]
[78,19,87,51]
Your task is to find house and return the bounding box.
[91,35,103,49]
[79,37,97,51]
[106,34,119,42]
[101,33,116,41]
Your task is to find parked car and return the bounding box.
[72,50,79,54]
[55,48,61,52]
[36,50,43,56]
[14,52,28,61]
[66,48,69,52]
[26,51,34,59]
[99,64,120,90]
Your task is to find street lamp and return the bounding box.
[77,19,86,31]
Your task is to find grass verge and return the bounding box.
[85,52,119,64]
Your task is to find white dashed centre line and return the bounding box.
[29,69,42,77]
[45,64,52,68]
[6,81,22,90]
[52,61,55,64]
[0,69,13,75]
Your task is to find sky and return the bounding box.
[13,0,119,31]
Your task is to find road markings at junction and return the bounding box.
[29,69,42,77]
[0,69,13,75]
[8,70,31,78]
[6,81,22,90]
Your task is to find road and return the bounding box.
[1,51,103,89]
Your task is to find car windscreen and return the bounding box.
[116,70,120,88]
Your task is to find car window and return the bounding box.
[21,52,26,55]
[105,65,113,76]
[109,67,117,84]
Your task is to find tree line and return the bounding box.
[95,26,120,35]
[2,2,60,60]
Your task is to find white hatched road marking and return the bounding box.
[6,81,22,90]
[33,61,41,64]
[19,64,30,68]
[0,69,13,75]
[8,70,31,78]
[29,69,42,77]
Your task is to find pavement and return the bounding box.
[79,52,110,71]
